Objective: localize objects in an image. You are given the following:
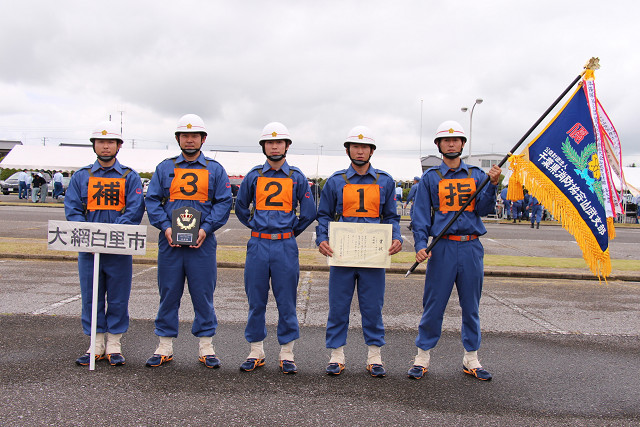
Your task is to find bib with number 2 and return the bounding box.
[256,177,293,211]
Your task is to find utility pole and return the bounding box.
[119,110,125,135]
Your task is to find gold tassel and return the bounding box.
[510,155,612,279]
[607,217,616,240]
[506,174,524,200]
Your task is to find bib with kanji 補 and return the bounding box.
[255,177,293,211]
[342,184,380,218]
[169,168,210,202]
[87,177,126,211]
[438,178,476,213]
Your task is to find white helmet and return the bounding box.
[434,120,467,143]
[175,114,207,136]
[90,120,123,143]
[344,125,376,149]
[259,122,292,145]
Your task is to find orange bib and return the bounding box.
[342,184,380,218]
[438,178,476,213]
[170,168,209,202]
[87,177,126,211]
[256,177,293,211]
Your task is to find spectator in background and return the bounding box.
[53,170,64,199]
[25,171,33,198]
[31,173,46,203]
[406,176,420,230]
[500,186,511,220]
[18,169,28,199]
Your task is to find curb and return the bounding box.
[2,253,638,282]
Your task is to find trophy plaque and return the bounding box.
[171,207,201,245]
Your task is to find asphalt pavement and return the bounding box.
[1,260,639,425]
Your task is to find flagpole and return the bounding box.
[405,71,585,277]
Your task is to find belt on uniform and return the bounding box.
[441,234,478,242]
[251,231,293,240]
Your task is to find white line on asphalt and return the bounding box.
[31,266,157,315]
[297,271,312,325]
[484,291,570,334]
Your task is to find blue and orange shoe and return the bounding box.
[463,365,492,381]
[326,362,345,376]
[145,354,173,367]
[75,352,105,366]
[366,364,386,378]
[240,358,265,372]
[280,360,297,374]
[107,353,126,366]
[199,355,221,369]
[407,365,428,379]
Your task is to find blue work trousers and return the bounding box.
[154,232,218,338]
[53,181,63,199]
[530,205,543,224]
[326,266,386,349]
[416,238,484,351]
[78,252,132,336]
[244,236,300,344]
[19,182,27,199]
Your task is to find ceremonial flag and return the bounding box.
[509,69,621,279]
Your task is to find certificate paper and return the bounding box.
[327,222,392,268]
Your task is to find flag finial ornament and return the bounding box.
[584,57,600,71]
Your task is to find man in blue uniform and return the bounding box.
[145,114,232,369]
[235,122,316,374]
[527,196,543,229]
[65,120,145,366]
[407,120,501,381]
[406,176,420,230]
[316,126,402,377]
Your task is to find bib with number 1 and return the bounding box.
[256,177,293,211]
[342,184,380,218]
[170,168,210,202]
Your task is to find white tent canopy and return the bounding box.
[0,145,423,181]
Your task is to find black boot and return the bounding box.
[536,222,540,229]
[531,223,534,228]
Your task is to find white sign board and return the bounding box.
[327,222,392,268]
[48,220,147,255]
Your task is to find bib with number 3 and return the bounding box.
[342,184,380,218]
[170,168,209,202]
[256,177,293,211]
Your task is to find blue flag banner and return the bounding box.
[510,71,612,278]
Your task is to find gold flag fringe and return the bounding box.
[506,174,524,200]
[510,154,612,279]
[607,216,616,240]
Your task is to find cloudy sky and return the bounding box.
[1,0,639,163]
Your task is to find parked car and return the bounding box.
[141,178,150,195]
[1,171,52,195]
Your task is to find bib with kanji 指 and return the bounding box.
[438,178,476,213]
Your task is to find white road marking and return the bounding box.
[31,266,157,315]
